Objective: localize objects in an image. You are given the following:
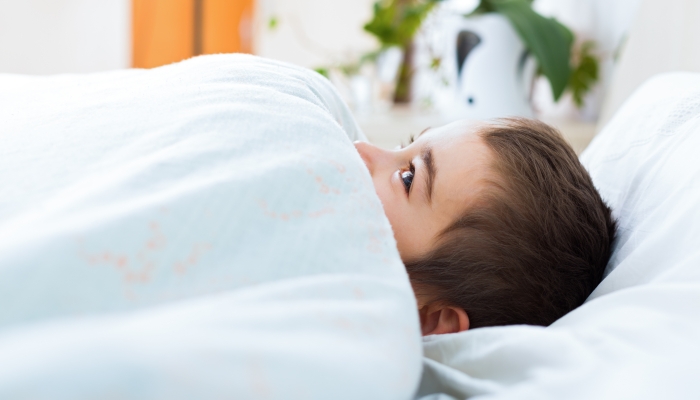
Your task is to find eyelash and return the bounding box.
[401,161,415,195]
[399,134,416,149]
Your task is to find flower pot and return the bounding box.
[438,13,537,120]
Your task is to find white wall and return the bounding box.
[0,0,130,75]
[254,0,377,69]
[0,0,372,75]
[0,0,642,110]
[599,0,700,127]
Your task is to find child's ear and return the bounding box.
[418,303,470,336]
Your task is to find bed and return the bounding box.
[1,54,699,399]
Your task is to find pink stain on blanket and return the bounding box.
[307,207,334,218]
[303,162,343,195]
[173,243,213,275]
[78,220,168,286]
[257,199,304,221]
[328,160,346,174]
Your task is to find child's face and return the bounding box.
[354,120,495,261]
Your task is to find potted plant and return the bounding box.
[360,0,598,113]
[467,0,598,108]
[362,0,444,104]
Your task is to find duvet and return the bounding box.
[0,55,422,399]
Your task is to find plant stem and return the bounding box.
[394,41,414,104]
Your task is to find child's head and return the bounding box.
[355,118,616,335]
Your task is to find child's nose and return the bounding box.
[354,141,391,175]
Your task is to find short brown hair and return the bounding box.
[406,118,616,328]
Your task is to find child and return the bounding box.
[355,118,616,335]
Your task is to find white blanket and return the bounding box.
[0,55,422,399]
[415,73,700,399]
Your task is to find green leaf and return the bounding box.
[268,16,278,30]
[568,41,599,108]
[430,56,442,70]
[364,2,401,46]
[470,0,532,16]
[489,0,573,100]
[313,67,330,79]
[360,50,382,64]
[469,0,496,15]
[364,0,443,47]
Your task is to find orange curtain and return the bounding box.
[132,0,254,69]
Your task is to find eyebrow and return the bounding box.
[407,127,431,146]
[422,147,436,204]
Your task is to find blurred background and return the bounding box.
[1,0,698,153]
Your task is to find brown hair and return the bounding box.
[406,118,616,328]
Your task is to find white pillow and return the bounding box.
[416,73,700,400]
[0,55,422,399]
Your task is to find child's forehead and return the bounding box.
[426,125,496,217]
[419,120,485,144]
[421,122,489,157]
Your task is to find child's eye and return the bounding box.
[401,162,415,194]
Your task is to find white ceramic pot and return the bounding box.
[438,13,536,120]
